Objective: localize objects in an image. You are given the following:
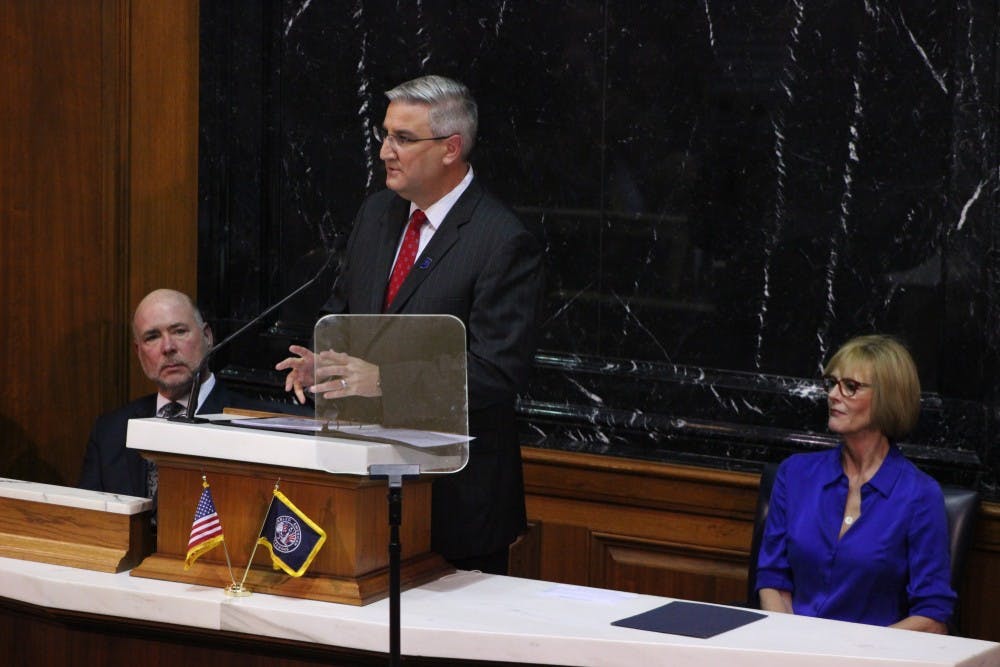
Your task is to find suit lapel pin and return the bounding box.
[418,257,433,270]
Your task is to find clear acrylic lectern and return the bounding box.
[314,313,469,666]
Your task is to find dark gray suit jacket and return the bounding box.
[78,383,255,497]
[323,178,543,559]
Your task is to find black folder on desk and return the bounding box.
[611,600,765,639]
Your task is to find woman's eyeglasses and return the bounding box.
[821,375,873,398]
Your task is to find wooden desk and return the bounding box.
[0,478,152,572]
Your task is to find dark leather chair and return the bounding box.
[746,463,780,609]
[746,461,979,631]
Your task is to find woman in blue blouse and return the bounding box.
[756,335,955,633]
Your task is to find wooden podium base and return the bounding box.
[129,449,452,605]
[132,550,451,605]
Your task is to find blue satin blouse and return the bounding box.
[755,444,956,626]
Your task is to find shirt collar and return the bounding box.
[866,443,905,497]
[821,447,846,487]
[156,372,216,414]
[824,442,904,497]
[411,165,474,230]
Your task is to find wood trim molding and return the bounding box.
[522,446,759,519]
[102,0,131,409]
[522,446,761,487]
[973,501,1000,553]
[590,532,748,603]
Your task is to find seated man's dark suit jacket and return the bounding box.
[78,382,256,497]
[323,178,544,561]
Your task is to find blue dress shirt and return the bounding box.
[755,444,956,626]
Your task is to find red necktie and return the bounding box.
[383,209,427,310]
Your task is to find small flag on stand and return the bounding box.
[257,488,327,577]
[185,479,225,570]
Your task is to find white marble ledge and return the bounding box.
[125,416,453,476]
[0,556,997,666]
[0,477,151,515]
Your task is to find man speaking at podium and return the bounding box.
[79,289,258,498]
[276,75,544,575]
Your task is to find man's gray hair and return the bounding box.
[386,75,478,158]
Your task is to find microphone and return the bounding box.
[170,239,343,423]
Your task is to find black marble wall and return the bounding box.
[198,2,1000,497]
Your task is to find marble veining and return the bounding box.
[199,2,1000,499]
[755,0,803,370]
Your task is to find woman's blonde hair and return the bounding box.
[824,334,921,440]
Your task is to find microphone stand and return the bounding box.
[368,463,421,667]
[170,247,339,423]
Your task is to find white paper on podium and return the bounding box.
[228,416,474,449]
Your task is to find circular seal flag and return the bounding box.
[273,515,303,554]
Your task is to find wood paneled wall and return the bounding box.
[125,0,200,397]
[515,447,1000,642]
[962,503,1000,641]
[3,0,1000,649]
[0,0,198,486]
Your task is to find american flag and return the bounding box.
[184,482,225,569]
